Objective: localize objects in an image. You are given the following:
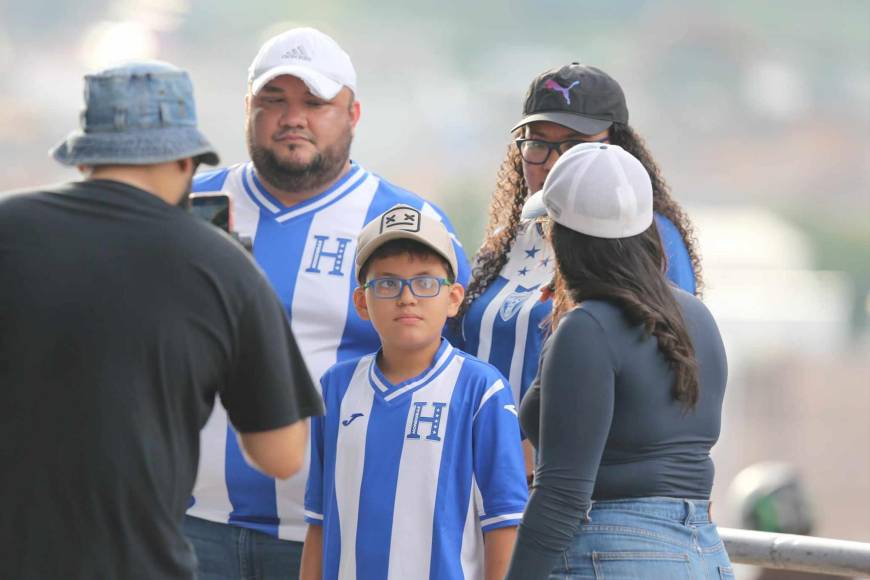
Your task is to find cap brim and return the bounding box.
[250,65,342,100]
[193,150,220,166]
[520,190,548,221]
[511,111,613,135]
[51,127,220,167]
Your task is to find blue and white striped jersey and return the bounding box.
[461,214,696,405]
[305,339,528,580]
[187,162,470,542]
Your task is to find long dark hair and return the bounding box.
[458,122,703,321]
[609,123,702,289]
[550,222,700,408]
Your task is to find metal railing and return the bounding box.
[720,527,870,576]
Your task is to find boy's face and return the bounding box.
[353,252,464,354]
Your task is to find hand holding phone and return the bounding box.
[188,193,232,233]
[188,193,253,251]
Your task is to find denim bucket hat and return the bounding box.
[51,60,219,166]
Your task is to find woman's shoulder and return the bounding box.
[670,286,715,323]
[565,300,625,329]
[670,287,725,349]
[547,304,621,370]
[554,302,623,345]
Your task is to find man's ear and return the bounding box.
[349,100,361,130]
[353,286,370,321]
[177,157,195,175]
[446,283,465,319]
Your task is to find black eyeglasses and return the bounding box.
[363,276,452,299]
[514,137,609,165]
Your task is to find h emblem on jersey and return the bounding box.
[406,401,447,442]
[380,205,420,233]
[305,235,352,276]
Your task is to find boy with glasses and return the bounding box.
[300,204,528,580]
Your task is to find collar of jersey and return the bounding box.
[240,161,368,223]
[368,339,456,403]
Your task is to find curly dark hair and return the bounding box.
[610,123,703,292]
[457,141,527,320]
[550,221,700,409]
[457,122,703,322]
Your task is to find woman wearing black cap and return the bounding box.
[454,64,702,480]
[505,142,731,579]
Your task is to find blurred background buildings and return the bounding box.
[1,1,868,577]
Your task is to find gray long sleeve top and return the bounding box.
[507,288,727,580]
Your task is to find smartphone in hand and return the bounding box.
[189,192,232,233]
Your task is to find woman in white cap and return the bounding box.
[454,64,701,481]
[505,143,731,579]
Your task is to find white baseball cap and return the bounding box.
[247,27,357,100]
[520,143,653,238]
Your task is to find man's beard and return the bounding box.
[248,129,352,193]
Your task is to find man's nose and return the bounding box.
[278,103,306,127]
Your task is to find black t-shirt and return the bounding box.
[0,180,323,580]
[508,288,727,580]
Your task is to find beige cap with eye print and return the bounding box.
[355,204,458,284]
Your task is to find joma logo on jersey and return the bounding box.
[406,401,447,441]
[305,235,352,276]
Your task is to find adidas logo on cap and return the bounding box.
[281,45,312,62]
[248,28,357,100]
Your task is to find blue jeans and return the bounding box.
[183,516,303,580]
[551,498,734,579]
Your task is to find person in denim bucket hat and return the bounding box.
[0,60,324,580]
[51,60,219,167]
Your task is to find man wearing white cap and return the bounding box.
[185,28,470,579]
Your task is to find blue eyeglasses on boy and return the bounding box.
[363,276,453,299]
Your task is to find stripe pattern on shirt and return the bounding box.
[306,341,528,579]
[187,162,471,542]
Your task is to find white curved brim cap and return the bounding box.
[250,65,343,100]
[520,190,546,221]
[528,143,654,239]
